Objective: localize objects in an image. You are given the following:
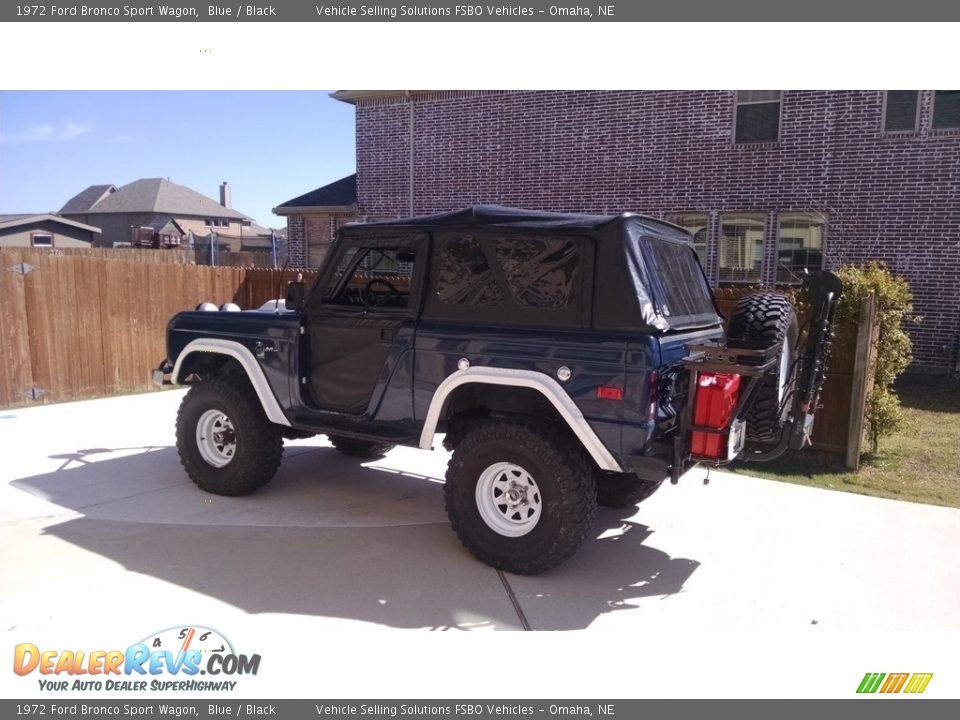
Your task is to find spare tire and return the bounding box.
[727,293,799,443]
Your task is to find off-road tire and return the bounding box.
[282,429,317,441]
[328,435,395,459]
[176,376,284,496]
[594,471,664,508]
[444,418,597,575]
[727,293,799,443]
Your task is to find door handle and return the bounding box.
[380,328,395,342]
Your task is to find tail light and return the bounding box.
[646,370,658,421]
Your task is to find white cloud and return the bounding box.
[0,119,92,145]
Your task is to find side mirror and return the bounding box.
[285,281,305,311]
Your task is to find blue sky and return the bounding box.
[0,91,356,228]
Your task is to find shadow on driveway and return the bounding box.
[11,444,699,630]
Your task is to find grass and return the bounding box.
[730,373,960,508]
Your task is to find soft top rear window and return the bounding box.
[645,239,717,324]
[621,220,719,331]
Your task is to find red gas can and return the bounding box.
[691,372,741,460]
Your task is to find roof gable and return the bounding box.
[274,174,356,213]
[0,214,102,234]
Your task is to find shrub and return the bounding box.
[835,262,917,454]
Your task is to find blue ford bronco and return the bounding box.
[154,206,840,574]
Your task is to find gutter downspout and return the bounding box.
[406,90,414,215]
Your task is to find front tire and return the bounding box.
[444,419,597,575]
[176,377,283,496]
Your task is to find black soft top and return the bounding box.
[340,205,720,334]
[342,204,688,238]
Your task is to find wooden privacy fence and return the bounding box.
[29,247,197,264]
[237,268,320,309]
[0,251,877,466]
[0,250,245,408]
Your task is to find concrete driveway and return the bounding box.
[2,388,959,636]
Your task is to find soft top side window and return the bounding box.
[427,232,588,326]
[315,233,423,312]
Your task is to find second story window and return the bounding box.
[734,91,782,143]
[883,91,919,131]
[933,91,960,129]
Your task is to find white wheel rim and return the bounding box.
[196,409,236,468]
[475,462,542,537]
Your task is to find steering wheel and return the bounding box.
[363,278,400,308]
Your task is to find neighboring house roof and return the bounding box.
[59,184,117,213]
[62,178,250,221]
[239,235,276,250]
[214,221,273,241]
[247,222,273,236]
[147,218,186,235]
[273,174,357,214]
[0,213,102,234]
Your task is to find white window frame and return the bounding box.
[733,91,783,144]
[775,213,826,285]
[932,90,960,129]
[718,213,766,286]
[881,90,920,133]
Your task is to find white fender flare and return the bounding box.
[419,366,623,472]
[171,339,291,427]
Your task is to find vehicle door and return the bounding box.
[304,234,426,416]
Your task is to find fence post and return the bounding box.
[845,294,879,470]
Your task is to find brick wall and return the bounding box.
[286,214,306,268]
[283,211,358,269]
[353,90,960,370]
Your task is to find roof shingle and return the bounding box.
[274,174,356,211]
[64,179,249,220]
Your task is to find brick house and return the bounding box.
[60,178,263,251]
[324,90,960,371]
[273,174,358,268]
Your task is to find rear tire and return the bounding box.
[176,376,284,496]
[727,293,799,443]
[328,435,395,459]
[444,419,597,575]
[595,471,664,508]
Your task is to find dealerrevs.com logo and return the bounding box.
[13,626,261,692]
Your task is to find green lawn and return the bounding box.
[730,373,960,508]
